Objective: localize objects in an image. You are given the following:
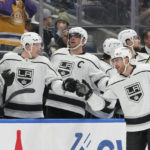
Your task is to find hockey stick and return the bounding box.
[1,88,35,108]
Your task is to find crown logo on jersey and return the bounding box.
[16,68,34,87]
[125,82,143,102]
[58,61,74,77]
[10,1,25,24]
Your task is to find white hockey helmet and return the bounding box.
[118,29,137,47]
[21,32,42,58]
[103,38,123,56]
[68,27,88,45]
[21,32,42,48]
[111,47,132,60]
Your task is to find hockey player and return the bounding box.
[78,46,150,149]
[99,38,124,118]
[0,0,37,50]
[45,27,109,118]
[118,29,149,64]
[102,47,150,150]
[86,38,123,118]
[0,32,86,118]
[102,38,123,77]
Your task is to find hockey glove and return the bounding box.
[62,78,77,93]
[1,69,15,86]
[76,80,93,100]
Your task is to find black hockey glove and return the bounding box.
[76,80,93,100]
[62,78,77,93]
[1,69,15,86]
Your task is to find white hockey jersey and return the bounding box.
[97,59,117,78]
[46,48,109,117]
[130,52,149,64]
[103,64,150,132]
[82,58,116,118]
[0,52,62,118]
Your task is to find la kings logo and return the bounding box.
[125,82,143,102]
[16,68,34,87]
[58,61,74,77]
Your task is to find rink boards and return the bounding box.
[0,119,126,150]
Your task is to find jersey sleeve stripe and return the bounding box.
[100,100,114,113]
[106,68,112,74]
[138,59,149,62]
[47,93,86,109]
[101,107,114,113]
[94,76,108,87]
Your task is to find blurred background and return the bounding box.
[31,0,150,56]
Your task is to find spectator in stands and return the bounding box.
[49,28,69,54]
[42,8,54,55]
[62,28,69,47]
[51,9,70,51]
[0,0,37,51]
[141,28,150,54]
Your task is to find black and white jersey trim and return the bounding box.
[76,56,99,69]
[47,93,86,109]
[138,59,148,62]
[101,101,114,113]
[109,70,150,86]
[109,79,126,86]
[0,59,22,65]
[52,53,67,57]
[94,76,108,87]
[5,103,43,111]
[106,68,112,74]
[31,61,58,75]
[125,114,150,125]
[133,70,150,76]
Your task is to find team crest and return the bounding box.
[16,68,34,87]
[125,82,143,102]
[57,61,74,77]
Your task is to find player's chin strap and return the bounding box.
[67,37,84,51]
[122,58,129,74]
[24,44,33,58]
[127,40,136,57]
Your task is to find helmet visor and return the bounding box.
[68,33,81,39]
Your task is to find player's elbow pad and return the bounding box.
[97,77,109,92]
[87,93,105,111]
[51,80,64,95]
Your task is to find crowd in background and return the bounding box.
[0,0,150,149]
